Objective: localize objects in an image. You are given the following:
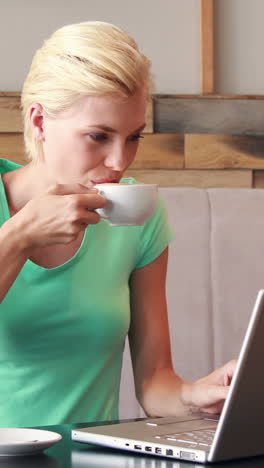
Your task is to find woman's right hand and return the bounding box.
[7,183,106,249]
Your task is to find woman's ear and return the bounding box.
[30,103,45,141]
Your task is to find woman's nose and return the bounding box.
[104,147,128,171]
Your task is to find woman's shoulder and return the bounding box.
[0,158,23,174]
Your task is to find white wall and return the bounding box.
[215,0,264,94]
[0,0,264,94]
[0,0,200,93]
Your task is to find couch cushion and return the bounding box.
[208,188,264,368]
[160,188,213,381]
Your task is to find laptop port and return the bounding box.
[166,449,173,456]
[180,451,195,461]
[145,446,152,452]
[134,444,142,450]
[155,447,162,454]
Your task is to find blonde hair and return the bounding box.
[21,21,152,161]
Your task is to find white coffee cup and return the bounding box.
[94,183,158,226]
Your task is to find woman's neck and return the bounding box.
[2,161,52,215]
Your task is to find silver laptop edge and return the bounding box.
[207,288,264,462]
[72,427,209,463]
[72,289,264,464]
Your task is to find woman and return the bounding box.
[0,21,235,427]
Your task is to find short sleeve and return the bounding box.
[134,197,175,269]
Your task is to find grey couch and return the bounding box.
[119,187,264,418]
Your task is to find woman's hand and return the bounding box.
[7,183,106,250]
[183,359,237,414]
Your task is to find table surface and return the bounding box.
[1,420,264,468]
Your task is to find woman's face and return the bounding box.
[33,90,147,185]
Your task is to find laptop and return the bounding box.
[72,289,264,463]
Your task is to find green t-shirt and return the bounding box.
[0,159,174,428]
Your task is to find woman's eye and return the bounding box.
[89,133,107,142]
[128,134,144,142]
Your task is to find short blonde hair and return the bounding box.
[21,21,152,161]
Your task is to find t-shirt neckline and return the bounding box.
[0,168,94,273]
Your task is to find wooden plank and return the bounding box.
[1,131,252,188]
[200,0,215,93]
[0,132,183,169]
[0,95,153,134]
[253,171,264,188]
[0,92,21,97]
[154,94,264,100]
[131,134,184,169]
[145,99,153,133]
[3,94,264,135]
[125,169,252,188]
[185,134,264,169]
[0,134,27,164]
[3,92,264,100]
[154,96,264,135]
[0,96,23,132]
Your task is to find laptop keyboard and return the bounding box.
[155,428,215,447]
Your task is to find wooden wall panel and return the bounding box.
[126,169,252,188]
[253,170,264,188]
[154,96,264,135]
[1,93,264,189]
[0,94,153,135]
[200,0,215,94]
[0,96,23,132]
[185,134,264,169]
[131,134,184,169]
[0,134,27,164]
[0,133,185,170]
[145,99,153,133]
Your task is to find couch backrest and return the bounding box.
[119,188,264,419]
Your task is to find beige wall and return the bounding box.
[215,0,264,94]
[0,0,200,93]
[0,0,263,94]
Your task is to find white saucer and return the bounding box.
[0,428,62,456]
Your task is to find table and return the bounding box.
[1,421,264,468]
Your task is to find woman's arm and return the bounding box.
[0,218,30,304]
[129,248,236,416]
